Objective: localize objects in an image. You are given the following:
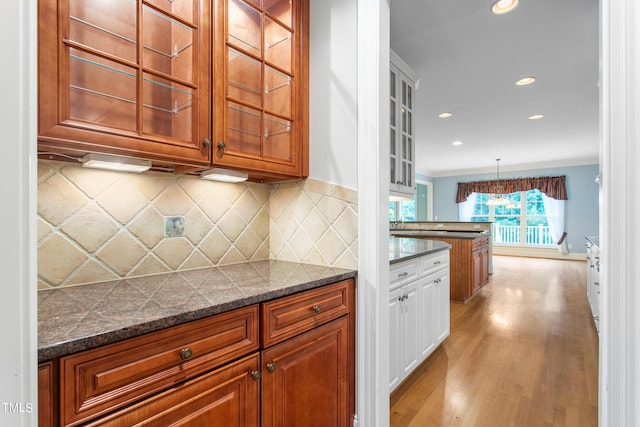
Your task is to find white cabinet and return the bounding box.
[417,277,436,359]
[586,238,600,334]
[390,50,417,199]
[389,249,450,392]
[389,259,420,392]
[435,269,451,344]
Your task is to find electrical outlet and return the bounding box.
[164,216,185,237]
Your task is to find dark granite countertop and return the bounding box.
[389,236,451,264]
[390,229,490,239]
[38,260,356,362]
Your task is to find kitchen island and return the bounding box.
[391,226,491,303]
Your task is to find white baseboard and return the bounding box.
[493,245,587,261]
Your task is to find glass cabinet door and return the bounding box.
[399,75,414,190]
[389,57,416,198]
[215,0,307,178]
[39,0,211,166]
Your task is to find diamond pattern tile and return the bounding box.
[37,160,357,288]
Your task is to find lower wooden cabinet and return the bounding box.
[40,279,355,426]
[83,354,261,427]
[38,362,55,427]
[418,236,489,302]
[262,317,351,427]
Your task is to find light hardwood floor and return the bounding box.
[390,255,599,427]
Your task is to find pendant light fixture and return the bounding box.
[486,158,511,206]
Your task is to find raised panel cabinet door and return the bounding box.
[213,0,309,179]
[38,0,211,168]
[38,362,55,427]
[481,246,490,286]
[261,316,351,427]
[435,269,451,344]
[417,276,436,362]
[389,286,403,391]
[472,248,482,295]
[82,353,261,427]
[401,283,419,377]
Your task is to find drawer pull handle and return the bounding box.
[250,370,262,381]
[180,348,193,361]
[398,272,409,277]
[267,362,276,373]
[433,261,441,265]
[312,305,322,314]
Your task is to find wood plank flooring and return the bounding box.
[390,256,599,427]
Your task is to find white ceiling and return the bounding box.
[390,0,600,177]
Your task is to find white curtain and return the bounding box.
[458,192,477,221]
[541,194,567,253]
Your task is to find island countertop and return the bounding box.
[38,260,356,362]
[390,229,491,240]
[389,236,452,264]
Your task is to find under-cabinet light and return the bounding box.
[80,153,152,173]
[200,168,249,183]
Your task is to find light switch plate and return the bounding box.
[164,216,185,237]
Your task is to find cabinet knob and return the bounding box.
[312,305,322,314]
[250,370,262,381]
[267,362,276,373]
[217,141,226,150]
[180,348,193,361]
[202,138,212,147]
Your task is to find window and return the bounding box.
[470,190,555,246]
[389,181,431,222]
[389,199,416,222]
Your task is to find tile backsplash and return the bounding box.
[37,160,358,289]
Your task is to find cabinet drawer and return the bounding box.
[83,354,260,427]
[419,251,449,277]
[261,279,354,348]
[61,305,259,426]
[390,259,419,290]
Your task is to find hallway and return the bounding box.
[390,256,599,426]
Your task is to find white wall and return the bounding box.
[309,0,358,189]
[0,0,37,425]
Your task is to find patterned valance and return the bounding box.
[456,175,567,203]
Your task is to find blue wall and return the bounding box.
[431,164,599,252]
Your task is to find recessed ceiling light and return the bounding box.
[516,77,536,86]
[452,140,463,146]
[438,112,453,118]
[529,114,544,120]
[491,0,518,15]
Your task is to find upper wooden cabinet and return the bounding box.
[38,0,212,169]
[38,0,309,180]
[212,0,309,180]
